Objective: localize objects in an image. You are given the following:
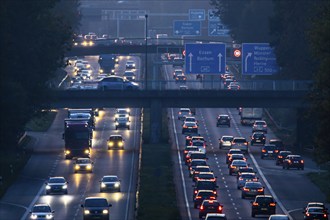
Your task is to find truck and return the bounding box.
[63,119,92,159]
[240,108,263,125]
[68,111,95,130]
[98,54,117,74]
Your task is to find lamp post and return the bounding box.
[145,14,148,90]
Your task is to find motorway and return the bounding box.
[0,53,329,220]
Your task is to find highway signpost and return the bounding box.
[242,43,279,75]
[208,21,230,36]
[189,9,205,21]
[173,20,201,36]
[185,43,226,74]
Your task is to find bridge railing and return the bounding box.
[66,79,313,91]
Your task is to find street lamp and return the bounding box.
[145,14,148,90]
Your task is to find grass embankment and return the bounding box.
[0,111,57,198]
[307,172,330,202]
[137,109,181,220]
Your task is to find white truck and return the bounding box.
[240,108,263,125]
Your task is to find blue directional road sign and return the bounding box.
[189,9,205,21]
[208,21,230,36]
[185,43,226,74]
[173,20,201,36]
[242,43,279,75]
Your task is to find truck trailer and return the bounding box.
[240,108,263,125]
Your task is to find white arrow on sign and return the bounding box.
[218,53,223,72]
[188,53,193,72]
[245,52,252,72]
[211,29,216,34]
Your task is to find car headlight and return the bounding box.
[84,149,90,154]
[109,142,114,146]
[30,214,38,219]
[84,210,90,215]
[101,182,106,188]
[115,122,119,125]
[132,76,135,79]
[102,209,108,214]
[62,185,67,189]
[65,150,71,155]
[118,142,123,147]
[111,69,115,73]
[126,122,130,125]
[99,69,104,73]
[75,165,80,169]
[46,214,53,219]
[114,182,120,188]
[86,165,92,170]
[46,185,51,190]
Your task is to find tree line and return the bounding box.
[210,0,330,164]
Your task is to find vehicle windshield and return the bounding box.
[102,176,118,182]
[32,206,51,213]
[222,137,233,141]
[85,199,108,207]
[49,178,65,183]
[77,159,90,164]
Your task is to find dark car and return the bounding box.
[183,146,200,159]
[251,132,266,146]
[107,135,124,149]
[193,190,217,208]
[186,151,207,166]
[269,139,285,151]
[283,155,304,170]
[237,166,256,180]
[229,160,248,175]
[216,114,231,127]
[182,121,198,134]
[241,181,265,199]
[276,151,292,165]
[99,175,121,192]
[199,200,224,219]
[251,195,276,217]
[29,204,54,220]
[188,159,208,172]
[303,202,328,214]
[175,74,187,84]
[45,176,68,195]
[303,207,329,220]
[227,153,246,165]
[192,165,212,180]
[226,149,242,164]
[261,144,279,159]
[81,197,112,220]
[193,179,218,199]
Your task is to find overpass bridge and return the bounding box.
[51,89,311,143]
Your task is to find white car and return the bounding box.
[219,135,234,149]
[125,60,136,69]
[252,120,268,133]
[178,108,192,120]
[29,204,54,220]
[74,158,94,173]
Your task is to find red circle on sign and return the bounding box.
[234,49,241,57]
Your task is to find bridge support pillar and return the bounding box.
[150,99,162,144]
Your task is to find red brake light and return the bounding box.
[196,196,201,199]
[200,205,204,210]
[257,188,264,192]
[243,187,249,192]
[301,160,304,163]
[262,149,266,153]
[270,203,276,207]
[278,156,283,158]
[252,202,258,206]
[218,206,222,211]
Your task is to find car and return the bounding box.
[275,151,292,165]
[115,116,130,130]
[282,154,304,170]
[74,158,94,173]
[269,139,285,151]
[45,176,68,194]
[125,60,136,69]
[182,121,198,134]
[261,144,279,159]
[229,160,248,175]
[29,204,54,220]
[123,71,136,81]
[172,57,184,67]
[183,146,200,159]
[303,207,328,220]
[223,78,234,86]
[252,120,268,133]
[183,116,198,125]
[226,148,242,164]
[188,159,208,172]
[231,137,248,153]
[191,165,212,180]
[303,202,328,214]
[175,74,187,83]
[195,172,217,182]
[115,108,130,118]
[193,179,218,199]
[251,132,266,145]
[190,136,206,145]
[97,76,139,90]
[227,84,240,90]
[268,214,290,220]
[227,153,247,165]
[241,181,265,198]
[81,197,112,220]
[193,190,217,208]
[179,85,188,90]
[107,135,124,149]
[199,200,224,219]
[173,69,183,79]
[186,151,207,166]
[80,69,92,80]
[216,114,231,127]
[219,135,234,149]
[205,213,227,220]
[251,195,276,217]
[191,140,207,153]
[178,108,192,120]
[237,166,256,180]
[99,175,121,192]
[237,172,258,189]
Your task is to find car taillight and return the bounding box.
[270,203,276,207]
[243,187,249,191]
[239,177,243,181]
[323,214,327,218]
[213,191,217,195]
[218,206,223,211]
[232,142,235,145]
[230,165,236,168]
[306,213,310,217]
[183,125,188,128]
[288,160,292,164]
[200,205,204,210]
[262,149,266,153]
[193,126,197,128]
[194,190,198,194]
[196,196,201,199]
[179,112,182,114]
[184,150,188,154]
[252,202,258,206]
[210,196,216,200]
[257,188,264,192]
[244,142,247,145]
[275,150,279,153]
[278,156,283,158]
[301,160,304,163]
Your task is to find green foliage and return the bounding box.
[307,172,330,202]
[25,111,57,132]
